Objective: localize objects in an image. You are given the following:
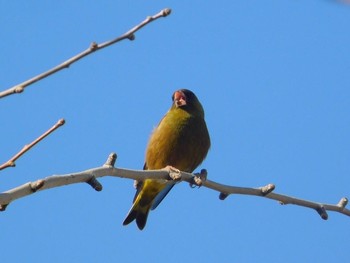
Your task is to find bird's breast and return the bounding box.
[145,110,210,172]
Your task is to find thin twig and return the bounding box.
[0,152,348,220]
[0,8,171,99]
[0,119,65,171]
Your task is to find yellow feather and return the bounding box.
[123,89,210,230]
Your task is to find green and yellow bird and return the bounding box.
[123,89,210,230]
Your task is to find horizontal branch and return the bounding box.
[0,8,171,99]
[203,179,349,219]
[0,153,348,220]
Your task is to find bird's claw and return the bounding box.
[163,166,181,181]
[191,169,207,188]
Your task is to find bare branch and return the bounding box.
[0,8,172,99]
[0,119,65,171]
[201,177,349,219]
[0,152,348,220]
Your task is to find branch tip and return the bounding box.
[219,193,229,200]
[316,206,328,220]
[162,8,172,17]
[337,197,348,209]
[86,176,103,191]
[57,118,66,126]
[104,152,117,167]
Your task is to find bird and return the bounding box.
[123,89,210,230]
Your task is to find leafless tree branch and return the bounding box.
[1,153,348,220]
[0,119,65,171]
[0,8,171,99]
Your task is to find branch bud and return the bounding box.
[162,8,172,17]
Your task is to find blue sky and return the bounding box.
[1,1,350,262]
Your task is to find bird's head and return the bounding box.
[171,89,205,118]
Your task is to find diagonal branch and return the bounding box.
[0,119,65,171]
[0,8,171,99]
[0,152,348,220]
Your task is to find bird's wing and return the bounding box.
[141,161,175,210]
[151,183,175,210]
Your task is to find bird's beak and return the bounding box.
[174,91,187,107]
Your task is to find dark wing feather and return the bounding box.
[151,183,175,210]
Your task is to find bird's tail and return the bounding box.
[123,193,152,230]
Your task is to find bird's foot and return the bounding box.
[191,169,207,188]
[133,180,142,189]
[163,166,181,181]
